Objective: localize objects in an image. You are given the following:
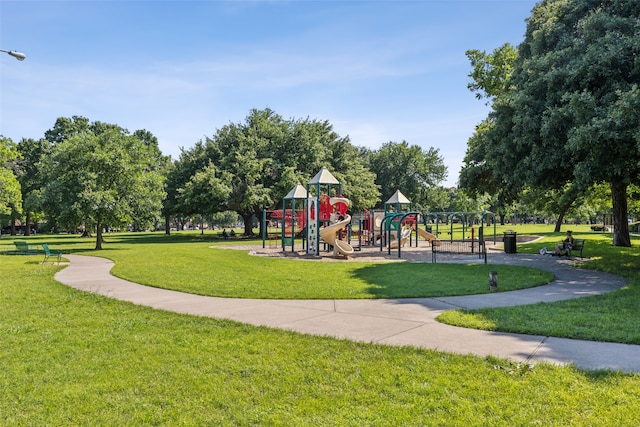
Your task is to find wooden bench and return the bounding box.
[13,240,39,255]
[42,243,63,263]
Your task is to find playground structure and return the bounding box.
[333,189,446,258]
[261,183,308,250]
[261,167,355,258]
[261,208,306,248]
[260,167,495,261]
[390,227,412,249]
[306,167,354,258]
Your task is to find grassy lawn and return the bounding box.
[0,232,553,300]
[438,228,640,344]
[1,225,639,424]
[1,253,639,425]
[106,245,552,300]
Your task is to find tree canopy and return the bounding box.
[16,137,51,235]
[0,136,22,216]
[368,141,447,211]
[170,108,380,235]
[463,0,640,244]
[466,43,517,105]
[460,44,521,209]
[40,119,166,249]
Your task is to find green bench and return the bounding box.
[543,238,586,258]
[568,238,585,258]
[13,240,40,255]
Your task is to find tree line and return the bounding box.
[0,110,453,249]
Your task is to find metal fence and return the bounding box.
[431,239,487,264]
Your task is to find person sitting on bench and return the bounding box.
[555,230,574,255]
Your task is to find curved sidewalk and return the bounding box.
[54,253,640,373]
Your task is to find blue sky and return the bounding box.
[1,0,537,186]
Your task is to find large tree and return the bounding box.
[460,44,521,214]
[475,0,640,245]
[16,138,51,235]
[163,142,213,233]
[177,162,232,222]
[196,108,379,235]
[0,136,22,218]
[44,115,91,144]
[368,141,447,211]
[41,122,166,249]
[466,43,517,105]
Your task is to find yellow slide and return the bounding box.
[416,227,441,246]
[319,214,354,258]
[389,226,412,249]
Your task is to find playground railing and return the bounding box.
[431,239,487,264]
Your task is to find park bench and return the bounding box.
[567,238,585,258]
[42,243,63,263]
[13,240,39,255]
[432,239,487,264]
[543,238,586,258]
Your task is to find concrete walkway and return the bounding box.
[54,253,640,373]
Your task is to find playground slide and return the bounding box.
[329,197,351,209]
[319,215,355,257]
[389,227,412,249]
[416,227,441,246]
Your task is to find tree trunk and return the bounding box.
[554,210,566,233]
[10,209,17,235]
[554,188,579,233]
[165,213,171,235]
[95,222,103,250]
[25,212,32,236]
[610,181,631,247]
[242,213,254,236]
[554,204,571,232]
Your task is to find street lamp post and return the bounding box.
[0,49,26,61]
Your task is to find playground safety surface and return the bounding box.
[216,242,469,263]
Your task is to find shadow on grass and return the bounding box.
[0,231,240,249]
[519,234,638,280]
[104,232,253,245]
[352,262,499,299]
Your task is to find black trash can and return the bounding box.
[503,230,517,253]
